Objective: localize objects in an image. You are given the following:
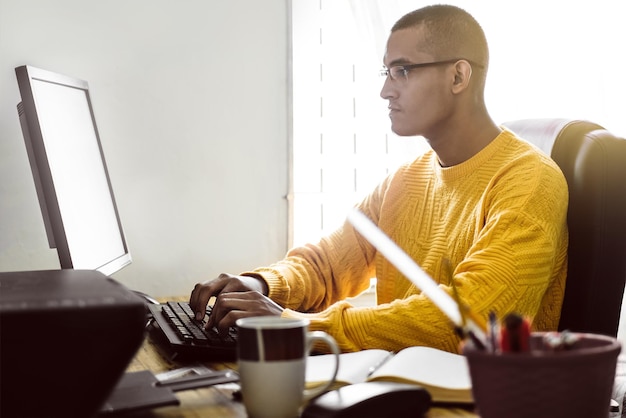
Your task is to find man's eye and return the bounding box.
[391,67,406,78]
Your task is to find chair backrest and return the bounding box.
[502,118,626,336]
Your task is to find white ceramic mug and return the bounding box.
[236,316,340,418]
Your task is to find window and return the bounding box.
[290,0,427,247]
[290,0,626,247]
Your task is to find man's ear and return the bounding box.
[450,60,473,94]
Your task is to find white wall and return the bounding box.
[0,0,289,297]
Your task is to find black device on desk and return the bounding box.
[0,269,147,418]
[302,381,432,418]
[148,301,238,361]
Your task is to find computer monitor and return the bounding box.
[15,65,131,276]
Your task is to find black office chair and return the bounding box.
[502,119,626,337]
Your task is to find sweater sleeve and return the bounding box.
[248,224,374,312]
[243,176,393,313]
[245,171,466,353]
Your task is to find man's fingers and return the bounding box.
[206,291,279,332]
[206,292,245,330]
[220,274,264,293]
[216,309,256,336]
[189,274,235,318]
[190,273,268,320]
[189,282,214,319]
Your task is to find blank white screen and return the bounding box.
[32,79,125,270]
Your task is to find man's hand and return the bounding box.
[189,273,283,335]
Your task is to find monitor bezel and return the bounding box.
[15,65,132,276]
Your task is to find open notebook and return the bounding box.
[306,346,473,404]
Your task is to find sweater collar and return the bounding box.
[432,128,515,182]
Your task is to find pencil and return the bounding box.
[450,280,467,328]
[451,280,488,334]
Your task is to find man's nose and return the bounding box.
[380,76,394,100]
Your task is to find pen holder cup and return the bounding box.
[464,332,621,418]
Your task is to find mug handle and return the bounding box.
[303,331,340,400]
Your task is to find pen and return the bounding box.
[367,351,394,377]
[488,311,499,353]
[500,313,530,353]
[347,209,488,337]
[155,369,239,392]
[460,304,488,335]
[451,280,489,337]
[451,281,488,351]
[454,326,487,352]
[467,329,488,351]
[450,280,467,328]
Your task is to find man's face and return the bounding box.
[380,27,454,138]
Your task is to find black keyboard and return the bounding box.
[147,301,237,362]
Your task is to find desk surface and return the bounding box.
[124,294,626,417]
[124,332,478,417]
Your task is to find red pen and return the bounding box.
[500,313,530,353]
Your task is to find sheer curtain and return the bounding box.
[290,0,626,247]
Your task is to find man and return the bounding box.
[190,5,568,353]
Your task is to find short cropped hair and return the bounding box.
[392,5,489,74]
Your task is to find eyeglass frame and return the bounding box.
[380,58,485,81]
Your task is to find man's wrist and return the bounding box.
[240,273,269,296]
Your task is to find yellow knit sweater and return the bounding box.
[250,129,568,354]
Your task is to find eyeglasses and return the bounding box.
[380,58,484,82]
